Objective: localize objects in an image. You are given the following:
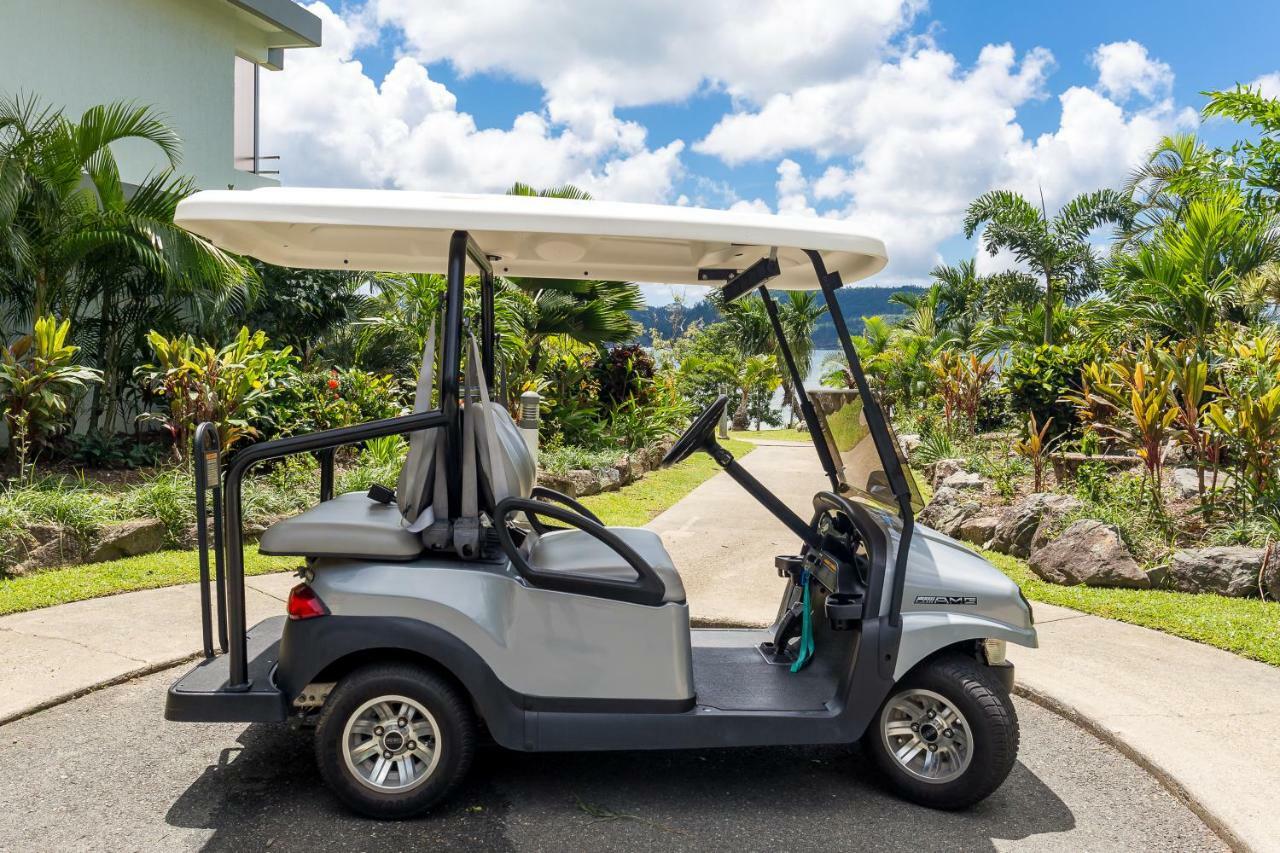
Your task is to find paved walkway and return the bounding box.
[0,439,1276,849]
[0,573,298,724]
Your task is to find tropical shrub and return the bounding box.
[135,327,297,458]
[1207,330,1280,515]
[0,316,102,480]
[594,344,656,406]
[266,367,407,438]
[1069,340,1180,509]
[930,350,995,433]
[1013,413,1054,492]
[1003,343,1096,438]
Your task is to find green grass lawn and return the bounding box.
[0,441,753,616]
[985,549,1280,667]
[581,438,755,527]
[0,546,301,617]
[729,428,812,443]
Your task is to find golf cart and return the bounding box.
[164,188,1037,819]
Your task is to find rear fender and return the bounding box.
[278,615,529,749]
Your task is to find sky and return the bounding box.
[261,0,1280,305]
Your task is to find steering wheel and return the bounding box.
[661,395,729,468]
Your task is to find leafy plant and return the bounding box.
[912,430,957,466]
[1003,342,1096,439]
[1206,330,1280,514]
[593,344,655,406]
[135,327,297,459]
[1069,340,1179,511]
[1013,413,1054,492]
[61,431,165,470]
[0,316,102,481]
[930,350,995,433]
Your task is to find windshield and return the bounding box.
[808,388,924,516]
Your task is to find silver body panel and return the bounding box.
[310,557,694,703]
[893,523,1037,680]
[308,502,1034,704]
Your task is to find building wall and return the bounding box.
[0,0,279,189]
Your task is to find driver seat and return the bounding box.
[468,365,685,604]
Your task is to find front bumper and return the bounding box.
[990,660,1015,693]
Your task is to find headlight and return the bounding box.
[982,638,1007,665]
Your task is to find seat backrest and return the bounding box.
[473,401,536,508]
[396,326,441,527]
[465,334,535,510]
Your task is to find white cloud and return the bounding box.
[693,40,1192,283]
[1090,40,1173,103]
[372,0,924,116]
[1251,72,1280,98]
[262,5,1196,292]
[261,2,684,202]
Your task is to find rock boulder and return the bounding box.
[990,493,1083,558]
[930,459,967,490]
[84,519,168,563]
[941,470,985,491]
[1166,547,1277,598]
[1029,519,1149,588]
[957,514,1000,548]
[917,486,981,538]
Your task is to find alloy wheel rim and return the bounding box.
[880,688,972,783]
[342,694,441,793]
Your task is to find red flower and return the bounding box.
[327,378,339,390]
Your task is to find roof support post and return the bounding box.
[805,250,914,635]
[442,232,468,517]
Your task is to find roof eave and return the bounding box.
[224,0,322,50]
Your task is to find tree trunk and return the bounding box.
[732,390,750,431]
[1043,267,1054,345]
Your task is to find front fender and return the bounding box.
[894,611,1038,680]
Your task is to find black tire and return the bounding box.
[315,663,475,820]
[863,653,1018,810]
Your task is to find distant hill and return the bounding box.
[630,285,927,345]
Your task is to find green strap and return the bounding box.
[791,572,815,673]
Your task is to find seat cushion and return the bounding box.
[259,492,424,560]
[527,527,685,603]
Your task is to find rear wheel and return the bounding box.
[315,663,475,819]
[864,654,1018,809]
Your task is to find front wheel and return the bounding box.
[864,654,1018,809]
[315,663,475,820]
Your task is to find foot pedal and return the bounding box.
[759,601,804,665]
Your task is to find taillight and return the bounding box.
[287,583,329,620]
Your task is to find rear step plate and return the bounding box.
[165,616,289,722]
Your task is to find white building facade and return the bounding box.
[0,0,321,188]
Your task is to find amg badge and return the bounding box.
[914,595,977,606]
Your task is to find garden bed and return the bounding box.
[0,438,751,612]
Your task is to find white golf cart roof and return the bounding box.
[174,188,887,290]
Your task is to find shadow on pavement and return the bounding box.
[166,723,1074,852]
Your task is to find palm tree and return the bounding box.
[962,188,1135,344]
[0,95,252,430]
[1122,133,1219,248]
[504,183,641,370]
[777,291,826,425]
[1111,189,1280,341]
[0,95,249,331]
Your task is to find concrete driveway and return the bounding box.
[0,666,1222,852]
[652,440,825,626]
